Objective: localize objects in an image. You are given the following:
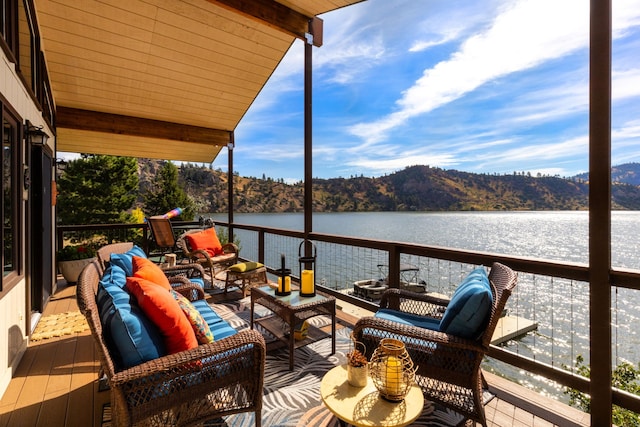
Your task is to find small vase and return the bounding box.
[347,364,368,387]
[58,257,96,284]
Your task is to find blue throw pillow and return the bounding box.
[439,267,493,340]
[96,265,165,368]
[109,245,147,277]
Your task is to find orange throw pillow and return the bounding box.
[185,228,223,257]
[132,256,171,290]
[126,276,198,354]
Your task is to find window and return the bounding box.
[0,0,18,58]
[1,110,20,286]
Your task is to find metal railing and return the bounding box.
[56,220,640,415]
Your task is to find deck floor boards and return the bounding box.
[0,279,590,427]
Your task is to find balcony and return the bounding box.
[0,273,590,426]
[5,219,634,426]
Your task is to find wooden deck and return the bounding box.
[0,280,590,427]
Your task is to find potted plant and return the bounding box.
[57,244,97,284]
[346,342,368,387]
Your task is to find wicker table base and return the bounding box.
[250,285,336,370]
[223,266,268,296]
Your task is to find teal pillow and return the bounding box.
[109,245,147,277]
[439,267,493,340]
[96,265,165,368]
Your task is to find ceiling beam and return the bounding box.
[208,0,323,46]
[56,107,232,146]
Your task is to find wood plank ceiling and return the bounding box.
[36,0,363,163]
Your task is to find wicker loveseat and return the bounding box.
[77,246,266,427]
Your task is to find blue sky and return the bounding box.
[215,0,640,183]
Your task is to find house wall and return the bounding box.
[0,43,55,397]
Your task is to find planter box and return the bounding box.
[58,257,96,284]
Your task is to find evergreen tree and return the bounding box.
[143,161,196,220]
[57,155,138,225]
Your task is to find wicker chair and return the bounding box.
[176,228,239,280]
[352,262,517,427]
[77,259,266,427]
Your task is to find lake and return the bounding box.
[206,210,640,401]
[209,210,639,269]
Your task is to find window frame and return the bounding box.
[1,100,23,293]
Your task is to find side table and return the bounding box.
[320,365,424,427]
[250,285,336,370]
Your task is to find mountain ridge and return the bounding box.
[138,161,640,213]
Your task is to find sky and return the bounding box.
[212,0,640,183]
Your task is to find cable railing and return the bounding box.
[56,220,640,415]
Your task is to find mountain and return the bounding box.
[138,160,640,213]
[573,162,640,185]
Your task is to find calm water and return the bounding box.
[210,210,639,269]
[207,210,640,400]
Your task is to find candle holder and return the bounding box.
[369,338,415,402]
[276,253,291,296]
[298,240,317,297]
[275,268,291,296]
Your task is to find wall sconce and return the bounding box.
[25,121,49,145]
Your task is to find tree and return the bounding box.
[57,155,138,225]
[144,161,196,220]
[565,355,640,426]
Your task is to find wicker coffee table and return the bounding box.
[250,285,336,370]
[320,365,424,427]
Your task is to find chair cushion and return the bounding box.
[185,228,223,257]
[96,265,165,368]
[109,245,147,276]
[439,267,493,339]
[132,255,171,290]
[191,299,237,340]
[228,261,263,272]
[171,290,214,344]
[126,277,199,354]
[375,309,442,331]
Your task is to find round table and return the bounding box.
[320,365,424,427]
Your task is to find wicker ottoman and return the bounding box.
[225,263,268,296]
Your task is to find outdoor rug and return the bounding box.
[102,297,478,426]
[30,310,89,341]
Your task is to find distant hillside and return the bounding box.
[137,160,640,213]
[573,162,640,185]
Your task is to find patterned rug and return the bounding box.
[102,298,476,426]
[30,310,89,341]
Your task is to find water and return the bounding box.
[206,210,640,400]
[211,211,639,268]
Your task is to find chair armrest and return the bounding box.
[355,316,479,350]
[171,282,206,301]
[379,288,449,319]
[111,329,266,387]
[108,329,266,425]
[188,249,214,263]
[222,242,239,254]
[162,263,206,280]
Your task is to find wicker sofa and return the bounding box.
[77,245,266,427]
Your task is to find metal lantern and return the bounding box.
[298,240,316,297]
[276,253,291,296]
[369,338,415,402]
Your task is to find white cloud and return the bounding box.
[348,0,597,144]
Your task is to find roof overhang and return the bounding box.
[36,0,363,163]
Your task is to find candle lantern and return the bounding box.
[276,253,291,296]
[369,338,415,402]
[298,240,316,297]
